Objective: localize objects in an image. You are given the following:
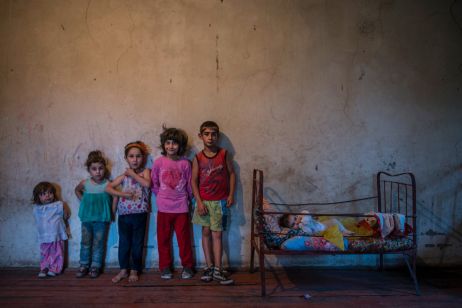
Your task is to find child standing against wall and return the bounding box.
[191,121,236,285]
[151,126,194,280]
[33,182,68,278]
[106,141,151,283]
[75,151,114,278]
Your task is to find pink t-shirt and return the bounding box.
[151,156,192,213]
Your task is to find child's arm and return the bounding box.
[191,157,207,215]
[226,152,236,207]
[111,196,118,219]
[186,161,193,201]
[105,175,134,199]
[63,203,71,220]
[125,168,151,188]
[74,180,85,200]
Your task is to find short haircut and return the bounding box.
[199,121,220,134]
[32,182,57,204]
[160,126,188,156]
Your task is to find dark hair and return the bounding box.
[124,141,148,166]
[32,182,57,204]
[160,125,188,156]
[279,214,292,228]
[199,121,220,134]
[85,150,108,179]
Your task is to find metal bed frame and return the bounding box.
[249,169,419,296]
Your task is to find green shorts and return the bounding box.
[192,199,228,231]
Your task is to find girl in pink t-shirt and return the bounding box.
[151,126,194,280]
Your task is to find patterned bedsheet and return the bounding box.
[279,235,414,252]
[261,219,414,252]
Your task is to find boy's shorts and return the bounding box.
[192,199,228,231]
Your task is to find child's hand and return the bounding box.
[197,202,208,216]
[226,195,234,208]
[124,168,137,178]
[295,215,303,224]
[123,192,135,200]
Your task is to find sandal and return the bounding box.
[112,270,128,283]
[89,267,100,279]
[128,270,139,283]
[38,269,47,278]
[75,266,88,278]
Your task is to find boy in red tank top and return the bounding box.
[191,121,236,285]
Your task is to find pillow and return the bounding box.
[280,236,310,250]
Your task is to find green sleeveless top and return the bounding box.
[78,179,112,222]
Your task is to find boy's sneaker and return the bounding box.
[200,266,214,282]
[160,268,173,280]
[212,267,234,285]
[38,270,47,278]
[181,267,194,279]
[47,271,57,277]
[75,266,89,278]
[221,268,230,277]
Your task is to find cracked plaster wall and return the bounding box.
[1,0,462,267]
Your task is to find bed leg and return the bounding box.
[403,253,420,296]
[259,251,266,296]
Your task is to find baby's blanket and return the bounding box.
[369,212,406,238]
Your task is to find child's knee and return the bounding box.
[211,230,222,239]
[202,227,212,236]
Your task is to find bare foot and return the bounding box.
[128,270,139,283]
[112,269,128,283]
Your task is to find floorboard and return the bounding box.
[1,267,461,306]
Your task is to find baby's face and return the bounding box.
[287,215,300,227]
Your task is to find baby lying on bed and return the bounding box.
[279,210,354,236]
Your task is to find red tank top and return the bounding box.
[196,148,229,201]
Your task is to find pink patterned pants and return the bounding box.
[40,240,64,273]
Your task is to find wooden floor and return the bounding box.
[1,267,461,307]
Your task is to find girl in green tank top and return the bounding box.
[74,150,115,279]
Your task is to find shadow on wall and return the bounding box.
[218,132,245,269]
